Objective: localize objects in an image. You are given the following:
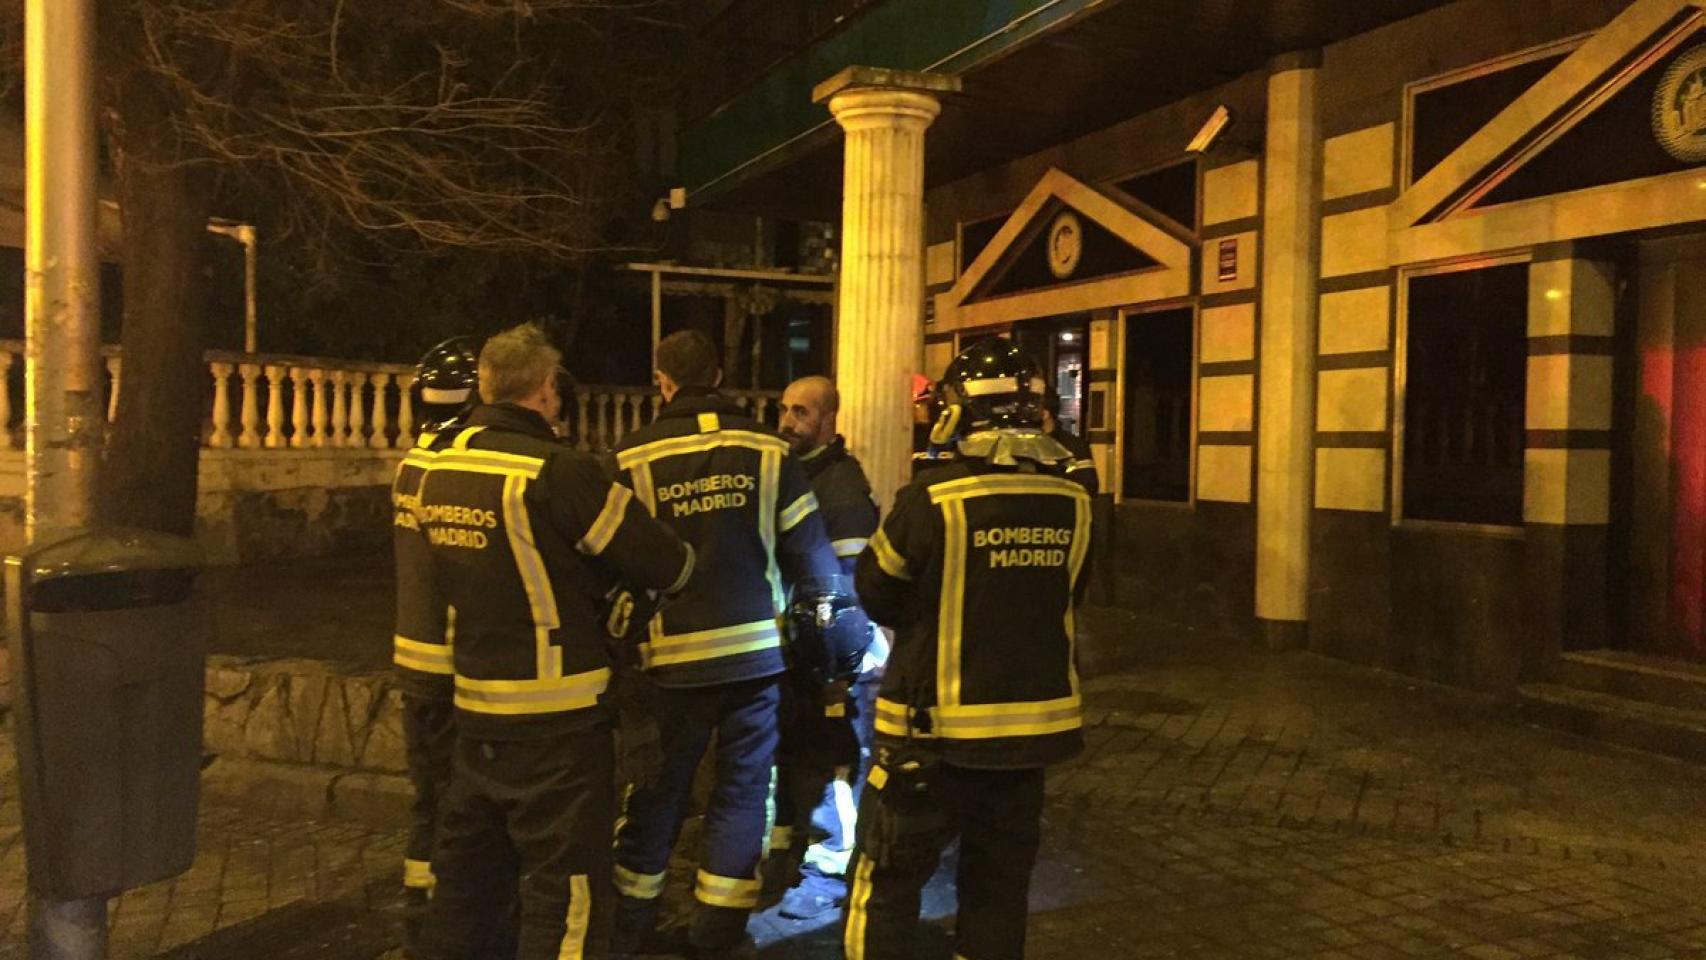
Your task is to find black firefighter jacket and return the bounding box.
[402,403,694,740]
[855,457,1093,769]
[612,389,840,689]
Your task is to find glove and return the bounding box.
[611,662,663,790]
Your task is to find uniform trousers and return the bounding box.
[419,724,613,960]
[842,763,1045,960]
[613,676,780,950]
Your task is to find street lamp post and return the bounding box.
[24,0,107,954]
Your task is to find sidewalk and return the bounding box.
[3,597,1706,957]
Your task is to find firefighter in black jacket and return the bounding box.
[846,339,1093,960]
[412,324,695,960]
[770,375,883,920]
[1041,392,1100,496]
[610,331,840,959]
[392,336,481,952]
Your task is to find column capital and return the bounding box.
[814,67,959,131]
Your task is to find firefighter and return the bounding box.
[392,336,482,955]
[610,330,840,959]
[1040,392,1099,495]
[769,375,883,920]
[845,338,1093,960]
[412,323,695,960]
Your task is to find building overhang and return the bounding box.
[681,0,1459,218]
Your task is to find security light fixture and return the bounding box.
[1186,105,1233,154]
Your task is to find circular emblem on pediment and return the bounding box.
[1046,211,1083,280]
[1653,43,1706,163]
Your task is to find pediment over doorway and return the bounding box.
[934,168,1193,332]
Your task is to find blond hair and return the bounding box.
[478,323,561,404]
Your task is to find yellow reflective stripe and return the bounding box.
[760,448,784,613]
[1066,494,1092,697]
[578,483,633,556]
[832,537,869,558]
[402,450,437,471]
[866,765,889,790]
[640,619,782,668]
[778,491,819,532]
[502,474,562,679]
[933,695,1083,739]
[417,430,441,447]
[869,528,911,581]
[666,542,695,595]
[844,856,876,960]
[614,864,666,900]
[694,870,760,909]
[631,462,658,515]
[403,857,435,890]
[429,450,544,479]
[926,472,1088,503]
[558,874,590,960]
[393,635,454,675]
[697,412,721,433]
[451,426,485,450]
[938,499,967,708]
[452,668,612,716]
[872,697,931,739]
[1067,459,1097,473]
[769,825,794,851]
[615,429,787,470]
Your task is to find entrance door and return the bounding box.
[1628,235,1706,659]
[1012,314,1089,434]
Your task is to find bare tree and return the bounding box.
[2,0,678,533]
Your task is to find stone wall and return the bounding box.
[199,655,412,827]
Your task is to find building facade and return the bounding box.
[676,0,1706,692]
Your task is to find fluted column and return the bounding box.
[0,350,16,448]
[816,67,959,511]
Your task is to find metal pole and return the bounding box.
[650,269,662,374]
[241,225,257,354]
[25,0,107,953]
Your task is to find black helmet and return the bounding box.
[930,338,1046,445]
[415,336,482,431]
[785,574,871,688]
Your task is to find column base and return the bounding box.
[1258,618,1308,652]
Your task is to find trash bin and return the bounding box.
[5,528,208,900]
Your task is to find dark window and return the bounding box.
[1402,264,1529,525]
[1410,53,1568,186]
[959,214,1007,274]
[1121,308,1193,502]
[1111,160,1199,231]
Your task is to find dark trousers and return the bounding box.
[613,676,780,949]
[403,695,457,888]
[842,764,1045,960]
[775,675,877,882]
[420,725,614,960]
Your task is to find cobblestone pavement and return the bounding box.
[6,612,1706,958]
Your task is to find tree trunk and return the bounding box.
[101,101,215,535]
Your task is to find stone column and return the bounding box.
[1255,52,1324,650]
[815,66,960,512]
[1524,247,1617,671]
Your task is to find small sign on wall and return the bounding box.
[1217,238,1239,282]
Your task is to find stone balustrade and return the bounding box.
[0,342,782,455]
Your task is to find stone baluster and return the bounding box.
[308,368,329,448]
[753,395,771,425]
[289,367,310,449]
[649,394,662,421]
[0,350,15,448]
[263,364,286,448]
[596,393,613,451]
[396,373,416,449]
[348,371,367,448]
[329,370,350,447]
[209,361,235,449]
[105,355,121,423]
[611,394,629,445]
[575,390,591,452]
[369,372,392,449]
[237,362,263,449]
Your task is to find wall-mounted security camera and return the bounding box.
[1186,105,1232,154]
